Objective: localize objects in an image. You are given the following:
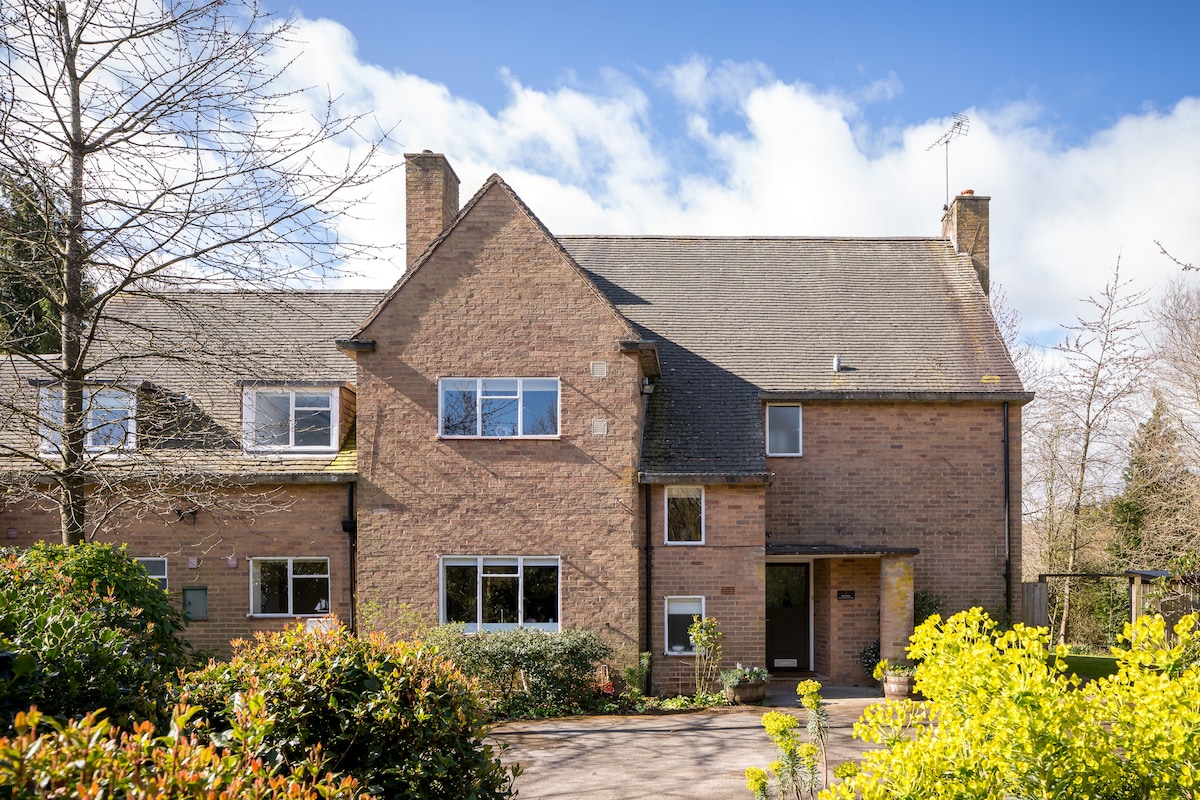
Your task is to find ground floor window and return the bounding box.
[249,557,330,616]
[440,556,560,631]
[665,595,704,655]
[134,557,168,591]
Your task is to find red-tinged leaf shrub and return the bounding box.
[0,543,190,731]
[0,696,366,800]
[182,623,517,800]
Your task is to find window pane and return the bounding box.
[40,390,63,448]
[255,392,291,447]
[445,564,478,624]
[135,558,167,591]
[294,409,332,447]
[481,395,518,436]
[294,576,330,614]
[88,389,131,449]
[441,380,478,436]
[768,405,801,455]
[254,560,289,614]
[482,379,519,397]
[293,559,328,576]
[667,487,703,542]
[521,382,558,436]
[482,574,519,624]
[523,565,558,624]
[295,393,331,409]
[666,597,703,653]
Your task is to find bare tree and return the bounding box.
[1022,261,1149,643]
[0,0,392,544]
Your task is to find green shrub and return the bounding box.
[424,625,613,719]
[0,542,189,731]
[182,623,515,800]
[828,609,1200,800]
[0,696,364,800]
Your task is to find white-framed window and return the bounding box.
[249,557,330,616]
[440,556,560,632]
[665,485,704,544]
[135,557,168,591]
[40,386,137,453]
[766,404,803,456]
[665,596,704,655]
[243,387,339,453]
[439,378,560,438]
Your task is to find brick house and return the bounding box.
[342,153,1029,689]
[0,151,1028,688]
[0,292,382,656]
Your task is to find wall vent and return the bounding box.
[720,586,736,596]
[591,419,609,436]
[590,361,607,378]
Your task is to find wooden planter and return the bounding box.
[882,674,914,701]
[725,680,769,705]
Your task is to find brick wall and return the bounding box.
[647,483,765,695]
[1,483,353,658]
[354,180,646,665]
[768,400,1023,680]
[822,558,881,685]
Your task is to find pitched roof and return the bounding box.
[560,235,1028,477]
[1,291,384,479]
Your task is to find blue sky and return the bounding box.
[271,1,1200,344]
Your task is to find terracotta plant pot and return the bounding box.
[724,680,768,705]
[883,674,914,701]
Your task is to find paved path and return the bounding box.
[489,683,880,800]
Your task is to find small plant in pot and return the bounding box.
[720,664,771,705]
[873,658,916,701]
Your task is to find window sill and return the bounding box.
[665,540,705,546]
[665,650,696,657]
[438,435,562,441]
[766,452,804,458]
[243,450,339,458]
[246,613,328,619]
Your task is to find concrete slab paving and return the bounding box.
[489,682,882,800]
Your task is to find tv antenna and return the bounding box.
[927,113,969,208]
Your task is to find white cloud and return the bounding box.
[280,17,1200,347]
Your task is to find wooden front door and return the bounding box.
[766,563,810,671]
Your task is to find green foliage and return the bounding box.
[720,664,770,688]
[0,697,365,800]
[0,543,189,731]
[826,608,1200,800]
[423,625,613,719]
[0,174,69,354]
[745,682,830,799]
[857,639,880,679]
[688,615,724,694]
[622,651,651,696]
[182,623,515,800]
[912,590,945,625]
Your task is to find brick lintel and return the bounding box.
[766,543,920,557]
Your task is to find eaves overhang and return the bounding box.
[639,471,773,486]
[620,339,661,378]
[760,390,1035,405]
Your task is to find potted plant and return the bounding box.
[719,664,770,705]
[873,659,916,700]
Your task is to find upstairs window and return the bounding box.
[243,387,338,452]
[766,404,803,456]
[439,378,559,438]
[40,386,137,453]
[665,486,704,544]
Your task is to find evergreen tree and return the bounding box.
[0,174,64,354]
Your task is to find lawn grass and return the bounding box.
[1059,653,1119,682]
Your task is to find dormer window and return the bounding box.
[40,386,137,453]
[242,385,339,453]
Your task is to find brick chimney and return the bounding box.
[941,190,990,295]
[405,151,460,267]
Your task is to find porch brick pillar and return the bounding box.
[879,555,914,663]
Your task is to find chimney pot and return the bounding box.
[960,189,975,196]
